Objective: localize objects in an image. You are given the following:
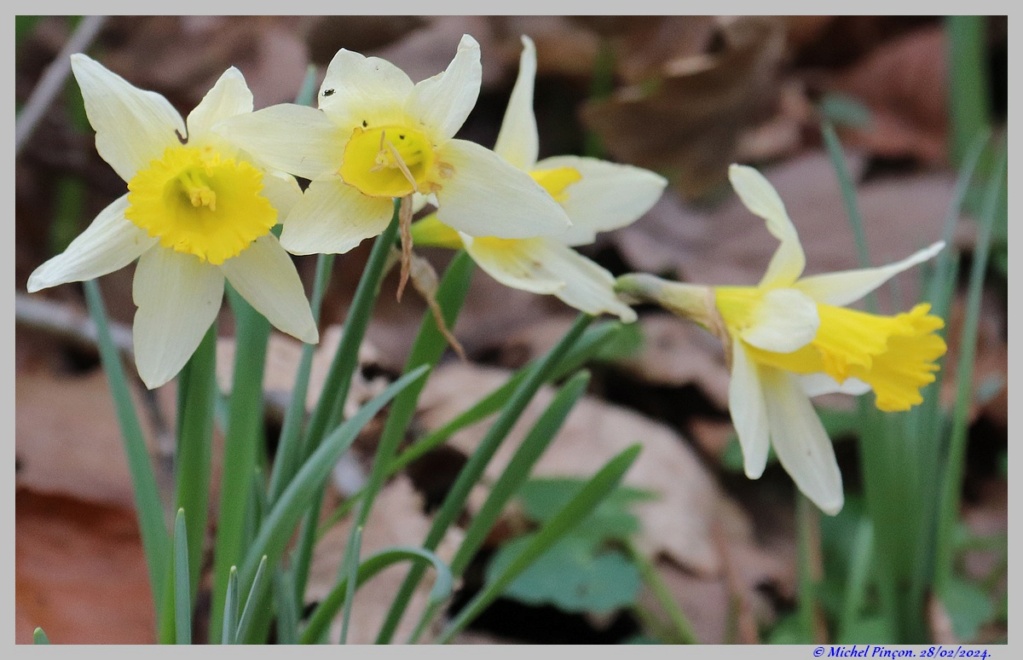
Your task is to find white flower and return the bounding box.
[413,36,667,322]
[616,165,946,514]
[27,54,318,389]
[215,34,573,257]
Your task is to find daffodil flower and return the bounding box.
[412,36,667,322]
[214,34,572,259]
[27,54,318,389]
[615,164,946,514]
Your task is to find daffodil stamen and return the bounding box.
[177,167,217,210]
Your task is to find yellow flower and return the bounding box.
[412,36,667,321]
[27,54,318,389]
[616,164,946,514]
[215,35,572,256]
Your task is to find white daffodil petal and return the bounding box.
[462,235,565,295]
[800,373,871,397]
[435,139,571,238]
[760,368,844,515]
[728,339,771,479]
[796,241,945,307]
[741,288,819,353]
[279,179,393,255]
[215,104,340,180]
[493,35,539,170]
[318,49,414,126]
[132,249,224,389]
[186,67,252,141]
[728,164,805,288]
[537,239,637,321]
[260,171,303,220]
[536,155,667,246]
[71,54,185,182]
[27,195,157,292]
[221,235,318,344]
[407,34,481,142]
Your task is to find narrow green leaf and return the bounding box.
[209,285,272,641]
[273,569,299,644]
[173,509,191,644]
[300,546,454,644]
[235,555,268,644]
[33,627,50,644]
[221,567,239,645]
[935,139,1006,594]
[374,313,593,643]
[83,280,170,620]
[339,525,363,644]
[237,366,430,642]
[435,443,643,643]
[409,371,592,640]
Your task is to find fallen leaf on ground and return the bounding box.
[16,489,155,643]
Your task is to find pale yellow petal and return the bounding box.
[741,288,819,353]
[795,241,945,306]
[729,339,771,479]
[278,179,393,255]
[728,164,805,288]
[760,367,844,515]
[132,248,224,389]
[493,35,539,170]
[71,53,184,182]
[435,139,571,238]
[215,104,341,180]
[406,34,481,142]
[536,155,666,246]
[318,48,413,128]
[221,235,318,344]
[27,195,157,292]
[187,67,253,142]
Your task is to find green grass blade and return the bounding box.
[286,214,399,615]
[435,444,643,643]
[173,509,191,644]
[221,567,239,644]
[837,518,875,642]
[300,546,454,644]
[934,139,1006,594]
[315,321,626,535]
[408,370,593,640]
[236,366,430,642]
[171,324,217,612]
[235,555,268,644]
[33,627,50,644]
[209,285,272,641]
[338,525,363,644]
[268,253,335,504]
[83,280,170,620]
[946,16,992,168]
[375,313,593,643]
[273,569,299,644]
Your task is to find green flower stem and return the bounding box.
[408,370,593,641]
[933,141,1006,595]
[796,494,824,643]
[208,286,272,642]
[83,280,170,622]
[288,216,401,617]
[173,509,192,644]
[625,538,697,644]
[434,444,642,644]
[235,366,430,643]
[946,17,991,168]
[268,253,335,504]
[333,250,473,642]
[158,323,217,642]
[837,518,875,642]
[375,313,594,644]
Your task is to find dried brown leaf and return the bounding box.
[581,16,787,200]
[16,489,155,643]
